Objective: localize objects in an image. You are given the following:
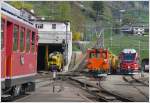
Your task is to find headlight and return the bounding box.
[104,59,107,62]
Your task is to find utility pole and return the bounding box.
[64,22,68,66]
[139,40,144,77]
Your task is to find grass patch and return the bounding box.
[104,32,149,60]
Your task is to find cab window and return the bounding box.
[13,25,19,51]
[89,52,96,58]
[20,28,25,52]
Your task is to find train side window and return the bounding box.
[20,28,25,52]
[26,30,31,52]
[13,25,19,51]
[1,19,4,49]
[31,31,35,52]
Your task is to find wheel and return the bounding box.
[20,84,26,95]
[30,82,35,92]
[11,85,22,97]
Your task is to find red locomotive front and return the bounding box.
[86,48,110,77]
[119,49,140,74]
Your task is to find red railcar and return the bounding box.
[1,3,38,97]
[119,49,140,74]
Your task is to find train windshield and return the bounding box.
[123,53,136,61]
[89,52,107,59]
[89,52,96,58]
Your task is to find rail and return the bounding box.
[69,76,134,102]
[122,75,149,101]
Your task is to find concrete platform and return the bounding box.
[15,80,89,102]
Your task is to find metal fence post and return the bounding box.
[139,40,144,77]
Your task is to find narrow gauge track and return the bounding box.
[130,75,149,86]
[122,75,149,100]
[122,75,149,87]
[68,76,134,102]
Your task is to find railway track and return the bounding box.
[122,75,149,101]
[68,76,134,102]
[130,75,149,86]
[122,75,149,87]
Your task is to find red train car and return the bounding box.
[1,2,38,97]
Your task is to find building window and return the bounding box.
[35,24,43,29]
[20,28,25,52]
[13,25,19,51]
[26,30,31,52]
[52,24,56,29]
[1,19,4,49]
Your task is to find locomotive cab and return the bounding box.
[119,49,139,74]
[86,48,110,77]
[48,52,64,72]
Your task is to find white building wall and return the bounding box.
[35,21,70,31]
[64,32,72,72]
[33,21,72,72]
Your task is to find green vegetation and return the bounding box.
[8,1,149,59]
[104,30,149,60]
[9,1,33,10]
[72,44,80,51]
[123,9,149,25]
[8,1,149,42]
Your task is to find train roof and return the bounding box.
[122,49,137,54]
[1,2,35,28]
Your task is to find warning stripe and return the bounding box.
[10,55,12,78]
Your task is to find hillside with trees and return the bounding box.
[8,1,149,59]
[8,1,149,41]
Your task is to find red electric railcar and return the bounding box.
[1,4,38,97]
[119,49,140,74]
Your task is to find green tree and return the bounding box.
[58,2,71,21]
[122,16,136,25]
[70,4,85,33]
[92,1,104,21]
[103,6,112,21]
[9,1,33,10]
